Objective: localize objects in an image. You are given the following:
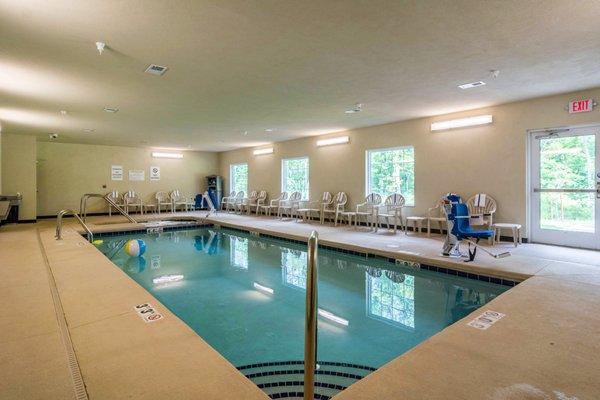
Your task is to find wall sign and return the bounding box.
[128,169,145,181]
[134,303,163,323]
[568,98,594,114]
[467,310,505,330]
[150,166,160,181]
[111,165,123,181]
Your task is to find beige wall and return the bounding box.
[1,133,37,220]
[37,142,218,216]
[0,132,2,192]
[219,87,600,237]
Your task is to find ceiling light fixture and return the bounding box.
[345,103,363,114]
[103,107,119,113]
[152,152,183,159]
[458,81,486,89]
[253,147,274,156]
[317,136,349,147]
[431,115,493,131]
[95,41,106,55]
[265,128,275,132]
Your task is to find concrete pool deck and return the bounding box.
[1,211,599,399]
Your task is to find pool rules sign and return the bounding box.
[150,166,160,181]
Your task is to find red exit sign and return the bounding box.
[568,98,594,114]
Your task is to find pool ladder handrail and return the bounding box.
[304,231,318,400]
[79,193,137,223]
[56,209,94,242]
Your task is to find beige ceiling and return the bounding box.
[1,0,600,152]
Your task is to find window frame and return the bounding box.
[281,156,310,200]
[365,145,415,206]
[229,162,248,194]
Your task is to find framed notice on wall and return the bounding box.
[111,165,123,181]
[150,166,160,181]
[129,170,145,181]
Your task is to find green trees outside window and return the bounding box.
[367,147,415,205]
[230,163,248,194]
[282,157,309,200]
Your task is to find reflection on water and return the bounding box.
[282,249,307,289]
[366,267,415,329]
[230,236,249,270]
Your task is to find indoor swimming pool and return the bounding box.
[97,226,509,399]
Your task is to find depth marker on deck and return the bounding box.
[467,310,505,330]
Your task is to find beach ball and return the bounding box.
[124,239,146,257]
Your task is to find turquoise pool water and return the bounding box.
[98,227,507,370]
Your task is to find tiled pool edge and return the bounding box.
[91,223,518,287]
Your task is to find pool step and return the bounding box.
[237,360,376,400]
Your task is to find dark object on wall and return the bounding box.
[0,194,22,226]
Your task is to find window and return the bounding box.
[229,163,248,194]
[282,157,309,200]
[366,147,414,206]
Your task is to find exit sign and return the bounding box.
[568,98,594,114]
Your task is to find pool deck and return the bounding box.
[2,211,600,399]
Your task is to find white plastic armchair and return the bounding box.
[227,191,245,212]
[297,192,332,223]
[238,190,257,214]
[427,198,447,236]
[155,191,172,214]
[466,194,497,228]
[321,192,347,226]
[258,192,287,216]
[278,191,302,219]
[170,190,188,212]
[221,191,236,211]
[123,190,144,215]
[377,193,406,233]
[107,190,124,217]
[253,191,268,215]
[355,193,382,230]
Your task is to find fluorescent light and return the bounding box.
[318,308,349,326]
[152,152,183,159]
[253,282,274,294]
[153,274,184,284]
[431,115,493,131]
[253,147,274,156]
[103,107,119,113]
[317,136,349,147]
[458,81,486,89]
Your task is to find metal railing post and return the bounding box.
[304,231,318,400]
[56,209,94,242]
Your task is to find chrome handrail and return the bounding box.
[79,193,137,223]
[304,231,318,400]
[56,209,94,242]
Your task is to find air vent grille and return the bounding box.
[145,64,168,76]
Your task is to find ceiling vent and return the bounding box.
[458,81,486,89]
[145,64,168,76]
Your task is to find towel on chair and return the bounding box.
[474,193,486,208]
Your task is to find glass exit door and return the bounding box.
[530,126,600,249]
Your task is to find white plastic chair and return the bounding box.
[296,192,332,223]
[377,193,405,233]
[155,191,172,214]
[321,192,348,226]
[221,191,236,211]
[227,191,245,213]
[426,198,447,236]
[258,192,287,216]
[355,193,382,230]
[107,190,125,217]
[170,190,188,212]
[466,194,497,229]
[123,190,144,215]
[278,191,302,219]
[238,190,257,214]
